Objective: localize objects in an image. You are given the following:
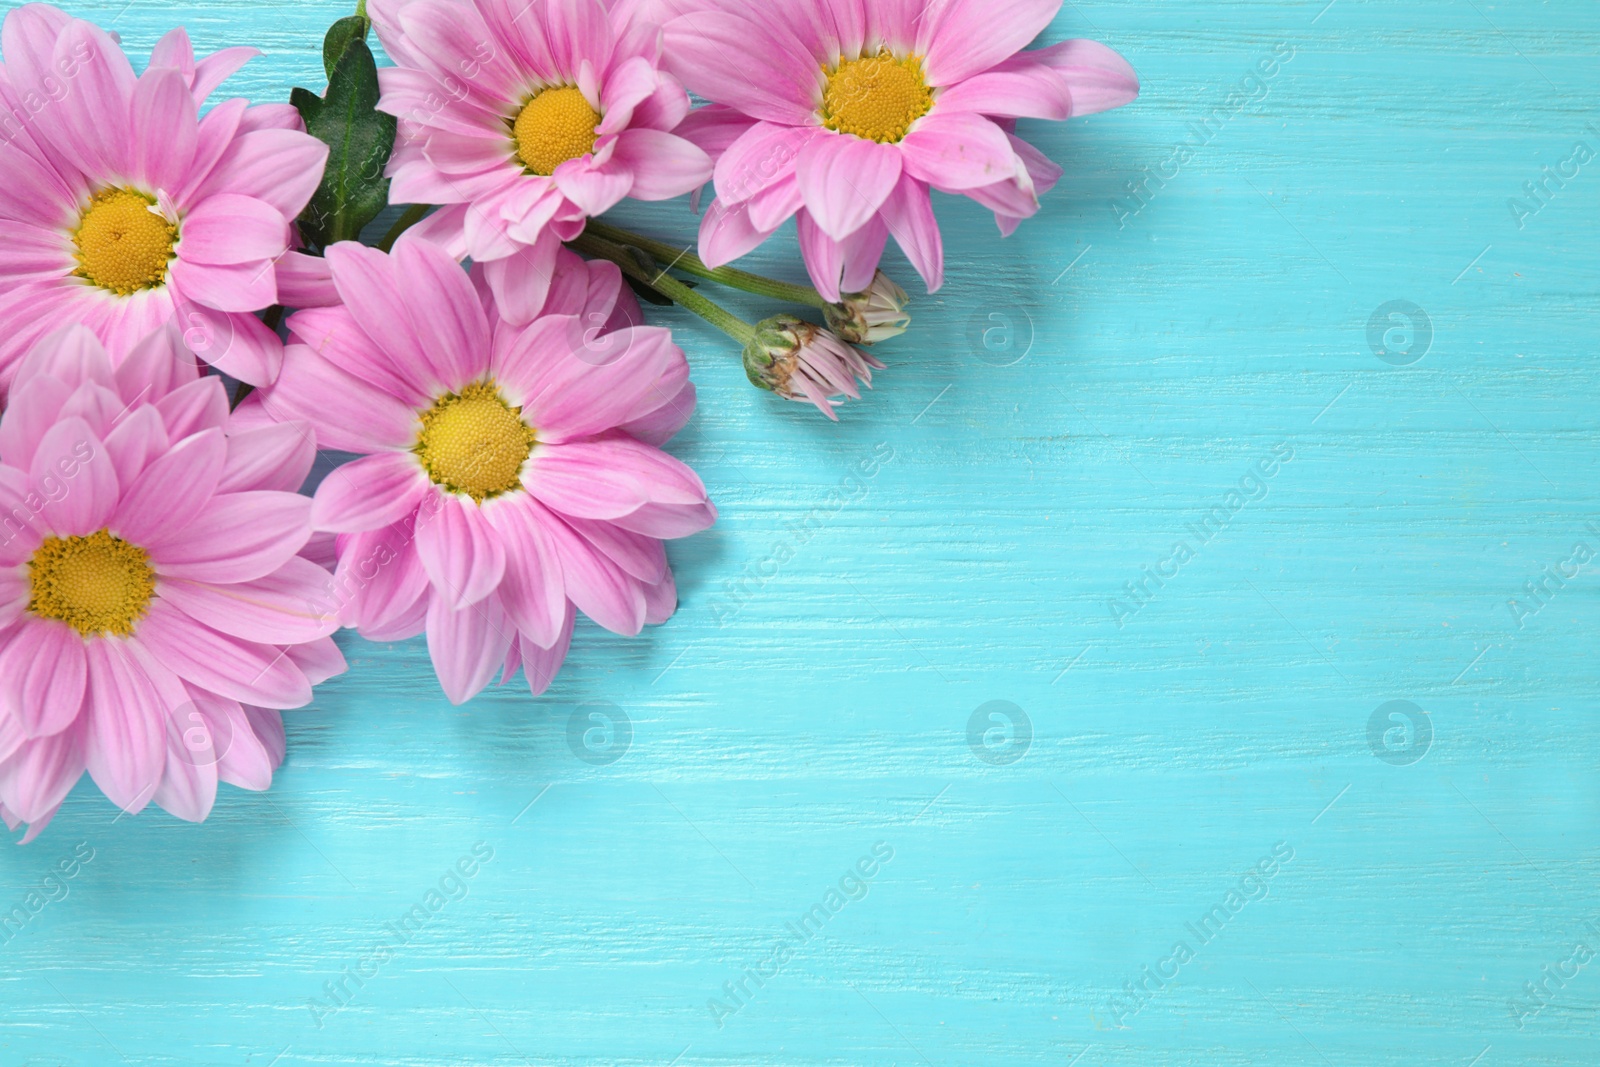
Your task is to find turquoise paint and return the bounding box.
[3,1,1599,1064]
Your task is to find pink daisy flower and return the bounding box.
[368,0,714,323]
[0,324,344,842]
[248,238,713,705]
[0,3,329,392]
[643,0,1138,299]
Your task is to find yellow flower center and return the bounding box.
[414,382,537,503]
[512,85,600,176]
[72,188,178,296]
[28,530,156,638]
[821,51,934,144]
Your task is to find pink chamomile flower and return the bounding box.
[0,324,345,843]
[643,0,1138,299]
[247,238,713,705]
[368,0,713,323]
[0,3,330,394]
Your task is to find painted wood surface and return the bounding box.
[3,1,1598,1064]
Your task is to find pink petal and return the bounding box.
[933,66,1074,121]
[312,453,430,533]
[324,242,444,394]
[617,380,696,446]
[391,238,490,389]
[661,11,821,125]
[920,0,1063,86]
[189,130,329,220]
[151,726,219,822]
[237,103,304,134]
[518,604,574,696]
[170,257,279,314]
[613,499,718,540]
[415,495,506,609]
[880,174,944,292]
[211,695,275,791]
[513,323,690,441]
[153,376,230,440]
[745,172,806,233]
[31,419,116,537]
[481,237,562,326]
[597,55,661,133]
[100,407,169,501]
[697,198,779,269]
[274,251,340,310]
[145,490,312,584]
[609,128,712,200]
[675,102,759,160]
[536,504,645,635]
[218,422,316,494]
[156,557,342,644]
[259,343,419,454]
[83,639,167,813]
[192,46,260,103]
[0,220,73,283]
[287,304,418,401]
[714,121,814,205]
[563,514,667,583]
[425,588,514,705]
[44,21,137,179]
[180,194,290,266]
[131,66,199,192]
[0,723,84,824]
[795,134,902,241]
[133,599,311,709]
[798,210,887,302]
[644,567,677,625]
[116,323,199,408]
[334,520,431,635]
[12,323,116,393]
[285,637,346,687]
[528,435,707,520]
[1017,39,1141,117]
[0,619,87,738]
[0,565,25,630]
[900,111,1019,191]
[554,157,634,217]
[177,98,248,206]
[0,375,71,470]
[483,495,566,647]
[242,704,287,770]
[1,4,74,104]
[111,428,225,547]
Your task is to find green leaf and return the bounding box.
[292,23,396,250]
[322,16,370,80]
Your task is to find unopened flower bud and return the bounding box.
[742,315,886,421]
[823,270,910,345]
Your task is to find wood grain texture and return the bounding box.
[2,1,1598,1064]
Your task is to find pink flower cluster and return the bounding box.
[0,0,1135,838]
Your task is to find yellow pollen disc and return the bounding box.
[821,51,934,144]
[73,188,178,296]
[513,85,601,176]
[28,530,156,638]
[414,381,537,503]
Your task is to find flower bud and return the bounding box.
[823,271,910,345]
[742,315,886,421]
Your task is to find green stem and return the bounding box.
[572,232,757,346]
[378,204,430,252]
[355,0,368,19]
[585,219,830,309]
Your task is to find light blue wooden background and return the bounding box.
[4,1,1598,1064]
